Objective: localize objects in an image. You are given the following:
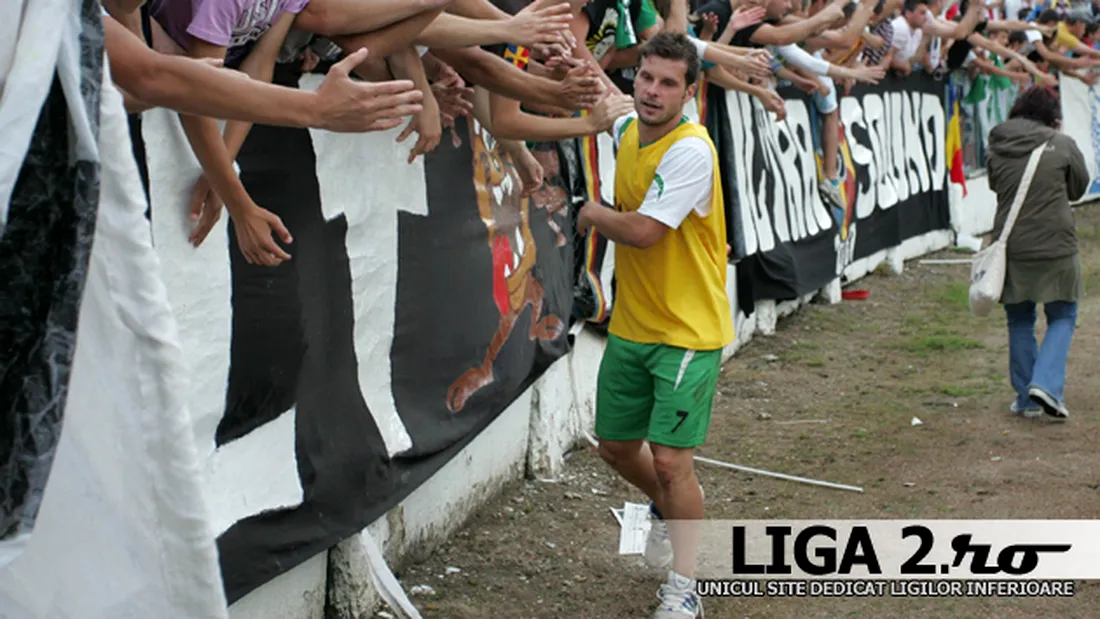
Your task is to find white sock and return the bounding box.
[669,570,695,590]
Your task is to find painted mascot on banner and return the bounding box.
[446,118,567,413]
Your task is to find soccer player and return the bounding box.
[576,30,734,619]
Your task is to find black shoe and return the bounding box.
[1028,387,1069,420]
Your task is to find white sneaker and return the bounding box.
[1010,401,1043,418]
[1028,387,1069,420]
[653,571,703,618]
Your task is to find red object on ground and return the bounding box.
[842,289,870,300]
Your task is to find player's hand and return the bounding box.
[576,201,599,235]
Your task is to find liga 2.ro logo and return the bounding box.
[703,520,1100,580]
[732,524,1069,577]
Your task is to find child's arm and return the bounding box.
[179,22,294,264]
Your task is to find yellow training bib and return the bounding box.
[608,117,734,351]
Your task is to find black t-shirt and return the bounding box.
[946,19,988,70]
[730,21,779,48]
[695,1,778,49]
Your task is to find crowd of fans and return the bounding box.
[99,0,1100,267]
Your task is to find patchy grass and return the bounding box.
[931,282,971,310]
[904,335,985,353]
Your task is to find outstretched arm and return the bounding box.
[294,0,452,37]
[750,0,845,46]
[970,33,1057,86]
[433,45,604,110]
[103,16,422,129]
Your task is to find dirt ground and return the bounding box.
[393,205,1100,619]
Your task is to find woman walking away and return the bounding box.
[986,84,1090,420]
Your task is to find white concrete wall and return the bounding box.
[226,328,607,619]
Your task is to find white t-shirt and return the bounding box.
[890,16,923,61]
[612,113,714,229]
[1020,28,1042,55]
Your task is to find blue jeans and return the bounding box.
[1004,301,1078,409]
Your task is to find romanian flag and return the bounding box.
[503,44,530,70]
[946,79,967,197]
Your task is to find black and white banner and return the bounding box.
[704,73,951,301]
[134,64,576,603]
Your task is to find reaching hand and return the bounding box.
[397,89,443,164]
[762,90,786,121]
[842,77,854,96]
[432,71,474,127]
[314,48,425,133]
[300,47,320,73]
[509,0,574,49]
[851,63,886,84]
[793,76,819,94]
[730,6,767,32]
[233,205,293,267]
[736,52,774,80]
[185,174,293,266]
[588,92,634,133]
[187,174,223,247]
[820,0,846,23]
[699,12,720,41]
[558,62,606,110]
[511,146,545,197]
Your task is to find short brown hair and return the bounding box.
[637,31,701,86]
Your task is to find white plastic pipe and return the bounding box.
[582,430,864,493]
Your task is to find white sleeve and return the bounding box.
[774,44,831,76]
[636,137,715,229]
[687,35,709,61]
[890,20,909,52]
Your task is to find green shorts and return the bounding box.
[595,334,722,449]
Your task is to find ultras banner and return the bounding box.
[703,73,951,302]
[134,63,576,603]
